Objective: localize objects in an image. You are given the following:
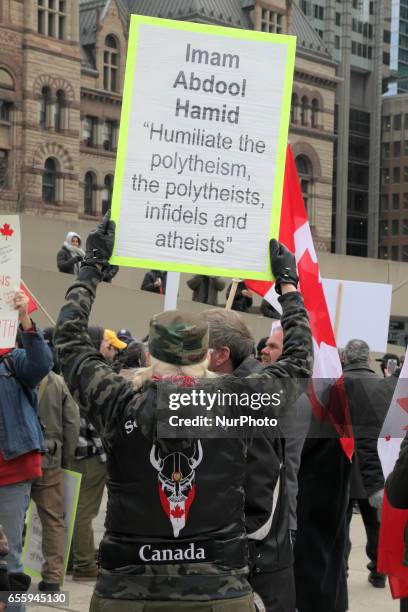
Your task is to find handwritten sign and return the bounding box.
[22,469,81,585]
[111,16,296,280]
[0,216,20,348]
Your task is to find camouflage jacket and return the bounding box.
[54,267,313,601]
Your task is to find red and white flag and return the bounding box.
[21,281,38,315]
[377,357,408,598]
[246,145,354,459]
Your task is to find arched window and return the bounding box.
[103,35,119,92]
[55,89,65,132]
[84,172,96,215]
[300,96,308,126]
[42,157,57,202]
[102,174,113,215]
[40,86,51,129]
[311,98,319,128]
[295,155,313,211]
[291,93,298,124]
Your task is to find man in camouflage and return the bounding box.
[54,215,313,612]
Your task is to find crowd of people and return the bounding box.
[0,222,406,612]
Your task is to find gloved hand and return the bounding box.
[368,489,384,510]
[84,210,115,267]
[269,239,299,295]
[74,254,84,263]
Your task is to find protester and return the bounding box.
[115,340,147,380]
[376,352,401,378]
[140,270,167,294]
[226,281,253,312]
[54,215,313,611]
[117,329,134,346]
[260,325,284,366]
[204,308,295,612]
[56,232,85,276]
[342,339,386,587]
[386,433,408,612]
[30,371,80,591]
[187,274,225,305]
[0,291,53,611]
[69,325,124,581]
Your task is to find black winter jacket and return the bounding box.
[57,246,79,275]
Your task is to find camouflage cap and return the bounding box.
[149,310,209,366]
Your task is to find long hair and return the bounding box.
[132,355,218,391]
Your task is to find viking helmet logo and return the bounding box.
[150,441,203,537]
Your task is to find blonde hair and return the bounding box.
[132,355,218,391]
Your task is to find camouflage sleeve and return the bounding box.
[54,267,135,438]
[254,291,313,380]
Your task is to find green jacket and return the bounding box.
[38,372,80,470]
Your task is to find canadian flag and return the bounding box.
[20,281,38,314]
[246,145,354,459]
[377,357,408,598]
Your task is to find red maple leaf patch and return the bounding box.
[0,223,14,240]
[297,249,336,348]
[170,505,184,519]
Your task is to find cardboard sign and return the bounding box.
[322,279,392,352]
[22,469,82,585]
[0,216,20,348]
[111,16,296,280]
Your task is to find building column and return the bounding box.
[335,0,352,254]
[367,0,385,258]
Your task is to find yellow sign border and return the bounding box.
[110,15,296,280]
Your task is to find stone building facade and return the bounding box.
[0,0,336,249]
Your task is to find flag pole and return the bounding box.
[225,279,241,310]
[21,280,56,326]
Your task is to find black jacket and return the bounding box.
[187,275,225,305]
[233,357,292,577]
[343,362,384,498]
[57,246,78,275]
[141,270,167,294]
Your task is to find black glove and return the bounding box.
[84,211,115,267]
[269,239,298,295]
[74,254,84,263]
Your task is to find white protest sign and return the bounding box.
[322,279,392,352]
[111,16,296,280]
[22,469,81,584]
[0,216,20,348]
[263,278,392,352]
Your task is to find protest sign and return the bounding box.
[22,469,81,584]
[111,16,296,280]
[0,216,20,348]
[322,279,392,352]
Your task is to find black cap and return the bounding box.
[376,353,400,365]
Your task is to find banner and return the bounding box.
[22,469,82,584]
[111,15,296,280]
[0,216,20,349]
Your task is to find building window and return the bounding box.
[394,141,401,157]
[405,166,408,182]
[403,246,408,262]
[380,220,388,237]
[311,99,319,128]
[42,157,57,203]
[37,0,67,40]
[394,167,400,183]
[295,155,312,211]
[382,168,390,184]
[381,194,388,211]
[103,35,119,92]
[379,246,388,259]
[403,219,408,235]
[392,219,399,235]
[383,116,391,131]
[82,116,97,147]
[40,86,51,129]
[102,174,113,215]
[291,93,298,123]
[103,120,117,151]
[0,101,12,123]
[314,4,324,19]
[394,115,402,131]
[392,193,400,209]
[335,35,340,50]
[383,143,390,158]
[0,150,9,189]
[54,90,65,132]
[392,245,399,260]
[261,9,283,33]
[300,96,308,126]
[335,12,341,26]
[404,193,408,208]
[84,171,96,215]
